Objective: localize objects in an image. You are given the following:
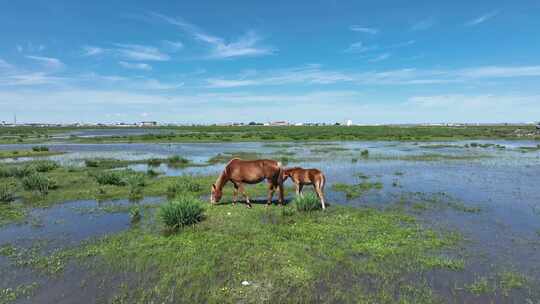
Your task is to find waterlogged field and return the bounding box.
[1,136,540,303]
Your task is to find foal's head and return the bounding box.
[210,184,222,204]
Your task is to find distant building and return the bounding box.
[270,121,289,126]
[346,119,353,126]
[140,121,158,127]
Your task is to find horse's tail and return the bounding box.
[276,161,284,182]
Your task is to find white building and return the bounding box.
[346,119,353,126]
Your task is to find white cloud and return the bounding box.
[456,66,540,78]
[369,53,391,62]
[2,89,539,124]
[113,43,170,61]
[119,61,152,71]
[82,46,105,56]
[204,65,540,88]
[25,56,64,69]
[349,26,379,34]
[152,12,275,59]
[411,17,435,31]
[162,40,184,51]
[0,59,14,70]
[465,11,499,26]
[0,72,64,86]
[345,41,378,53]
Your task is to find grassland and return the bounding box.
[1,125,539,144]
[0,149,64,159]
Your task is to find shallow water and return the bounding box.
[1,140,540,302]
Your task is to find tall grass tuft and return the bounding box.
[32,146,49,152]
[360,149,369,158]
[129,206,141,223]
[293,193,322,212]
[167,176,201,197]
[159,196,205,231]
[28,160,59,172]
[167,155,189,166]
[0,184,15,202]
[93,171,127,186]
[22,173,57,195]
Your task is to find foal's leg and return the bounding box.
[238,183,252,208]
[266,182,275,206]
[278,182,284,206]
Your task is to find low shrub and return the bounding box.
[293,193,322,212]
[147,158,163,166]
[167,155,190,166]
[84,159,99,168]
[159,196,205,231]
[0,183,15,202]
[93,171,127,186]
[28,160,59,173]
[32,146,49,152]
[22,173,57,195]
[129,206,141,223]
[360,149,369,158]
[146,168,160,178]
[167,176,201,196]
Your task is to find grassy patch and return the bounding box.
[293,193,322,211]
[0,149,63,159]
[208,152,261,164]
[15,204,465,303]
[159,196,205,231]
[332,181,383,199]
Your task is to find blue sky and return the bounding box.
[1,0,540,124]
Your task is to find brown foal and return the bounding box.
[282,167,326,209]
[210,158,284,208]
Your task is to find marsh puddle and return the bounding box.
[1,140,540,302]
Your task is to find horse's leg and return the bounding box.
[278,181,284,206]
[298,184,304,197]
[295,183,301,196]
[266,182,275,206]
[314,183,326,210]
[232,183,239,206]
[238,183,252,208]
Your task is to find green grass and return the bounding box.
[50,125,540,144]
[6,204,466,303]
[159,196,205,231]
[332,181,383,199]
[0,183,15,202]
[0,149,63,159]
[21,173,57,195]
[208,152,261,164]
[293,193,322,211]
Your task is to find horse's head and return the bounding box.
[210,184,222,204]
[281,168,296,182]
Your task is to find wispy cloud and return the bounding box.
[0,72,64,86]
[113,44,170,61]
[368,53,391,63]
[151,12,275,59]
[344,41,378,53]
[388,40,416,48]
[349,26,379,34]
[411,17,435,31]
[82,46,105,56]
[162,40,184,51]
[25,56,64,69]
[465,11,499,26]
[204,65,540,88]
[0,58,14,70]
[119,61,152,71]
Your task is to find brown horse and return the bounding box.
[210,158,284,208]
[282,167,326,209]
